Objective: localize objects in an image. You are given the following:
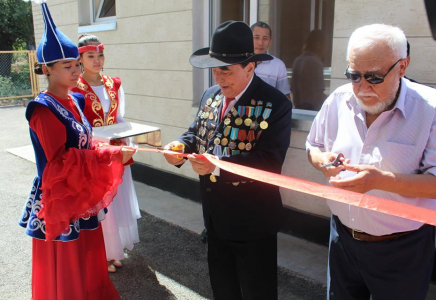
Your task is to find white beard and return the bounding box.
[355,91,397,115]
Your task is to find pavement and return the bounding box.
[1,105,435,299]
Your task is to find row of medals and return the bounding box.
[197,94,270,154]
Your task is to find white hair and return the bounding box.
[347,24,407,61]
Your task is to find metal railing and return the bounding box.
[0,50,39,101]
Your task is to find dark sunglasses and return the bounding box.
[344,58,405,84]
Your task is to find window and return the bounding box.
[257,0,335,112]
[93,0,116,23]
[78,0,117,33]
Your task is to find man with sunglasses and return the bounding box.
[306,24,436,300]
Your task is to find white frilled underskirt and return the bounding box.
[101,165,141,261]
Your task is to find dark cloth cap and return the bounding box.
[190,21,272,68]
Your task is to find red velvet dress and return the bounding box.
[28,93,122,300]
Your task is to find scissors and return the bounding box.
[321,153,345,168]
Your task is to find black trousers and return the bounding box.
[328,215,435,300]
[207,225,278,300]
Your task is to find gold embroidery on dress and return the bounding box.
[102,75,118,125]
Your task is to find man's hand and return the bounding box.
[188,153,216,175]
[329,163,385,193]
[163,141,186,165]
[308,148,348,178]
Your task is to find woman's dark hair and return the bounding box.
[34,62,55,75]
[78,34,101,48]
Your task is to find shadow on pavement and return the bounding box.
[110,211,326,300]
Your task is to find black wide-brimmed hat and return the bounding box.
[190,21,273,68]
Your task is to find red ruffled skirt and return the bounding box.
[31,225,120,300]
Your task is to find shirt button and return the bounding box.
[351,218,355,222]
[206,188,212,193]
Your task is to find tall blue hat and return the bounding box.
[35,1,79,64]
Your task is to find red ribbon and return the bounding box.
[134,147,436,226]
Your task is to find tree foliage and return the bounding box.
[0,0,35,51]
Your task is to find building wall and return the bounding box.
[330,0,436,91]
[32,0,436,220]
[31,0,198,182]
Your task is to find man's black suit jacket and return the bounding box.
[178,74,293,241]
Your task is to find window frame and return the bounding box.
[92,0,116,24]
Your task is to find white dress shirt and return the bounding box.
[306,78,436,235]
[255,55,291,95]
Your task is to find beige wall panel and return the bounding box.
[329,79,350,94]
[118,0,191,18]
[32,1,78,26]
[281,148,331,217]
[103,42,192,71]
[406,38,436,85]
[123,94,194,128]
[113,11,192,44]
[334,0,432,37]
[290,130,308,150]
[104,69,193,100]
[330,38,348,79]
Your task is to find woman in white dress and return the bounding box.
[71,34,141,273]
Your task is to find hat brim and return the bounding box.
[189,47,273,69]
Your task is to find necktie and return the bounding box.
[221,97,235,121]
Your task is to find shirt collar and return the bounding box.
[394,77,407,118]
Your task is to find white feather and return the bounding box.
[22,0,47,4]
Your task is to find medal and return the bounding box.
[246,130,255,151]
[213,145,222,156]
[260,106,272,130]
[204,112,210,119]
[232,182,240,186]
[207,129,214,140]
[260,120,268,129]
[221,138,228,146]
[251,99,256,105]
[235,118,243,126]
[209,112,214,120]
[245,106,254,127]
[214,134,221,145]
[211,101,217,108]
[238,142,245,150]
[206,98,212,105]
[250,120,258,130]
[199,145,206,154]
[224,118,231,125]
[222,147,230,157]
[210,174,217,182]
[228,141,236,149]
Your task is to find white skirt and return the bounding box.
[101,165,141,261]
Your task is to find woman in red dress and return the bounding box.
[19,3,134,299]
[71,34,141,273]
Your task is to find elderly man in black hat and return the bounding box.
[164,21,292,299]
